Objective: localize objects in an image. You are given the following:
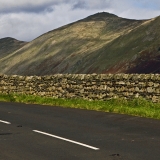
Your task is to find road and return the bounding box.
[0,102,160,160]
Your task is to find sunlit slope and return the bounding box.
[0,12,159,75]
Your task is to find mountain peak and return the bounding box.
[84,12,118,21]
[94,12,117,17]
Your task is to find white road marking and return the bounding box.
[33,130,100,150]
[0,120,11,124]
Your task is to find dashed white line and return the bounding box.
[33,130,100,150]
[0,120,11,124]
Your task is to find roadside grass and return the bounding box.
[0,93,160,120]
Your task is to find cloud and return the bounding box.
[73,1,87,9]
[1,0,160,13]
[0,0,70,13]
[72,0,112,10]
[115,0,160,20]
[0,0,47,13]
[0,0,160,41]
[130,0,160,10]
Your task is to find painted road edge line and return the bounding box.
[0,120,11,124]
[33,130,100,151]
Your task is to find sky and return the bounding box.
[0,0,160,41]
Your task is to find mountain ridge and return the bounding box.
[0,12,160,75]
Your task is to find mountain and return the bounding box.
[0,12,160,75]
[0,37,27,59]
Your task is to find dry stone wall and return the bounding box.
[0,74,160,102]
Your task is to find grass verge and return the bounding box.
[0,93,160,120]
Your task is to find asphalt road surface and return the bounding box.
[0,102,160,160]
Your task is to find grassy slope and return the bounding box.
[0,13,147,75]
[0,12,160,75]
[0,37,27,59]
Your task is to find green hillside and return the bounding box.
[0,37,27,59]
[0,12,160,75]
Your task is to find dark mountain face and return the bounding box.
[127,50,160,74]
[0,12,160,75]
[0,37,27,59]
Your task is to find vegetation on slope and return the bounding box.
[0,12,160,75]
[0,93,160,120]
[0,37,27,59]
